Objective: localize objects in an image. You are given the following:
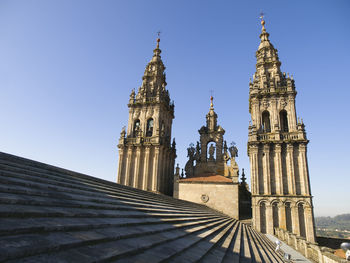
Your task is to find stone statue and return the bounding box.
[185,143,195,177]
[120,126,126,138]
[224,140,228,152]
[229,142,238,158]
[187,144,195,159]
[129,89,135,101]
[172,138,176,149]
[208,144,215,160]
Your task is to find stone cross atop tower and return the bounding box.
[248,17,316,243]
[118,37,176,196]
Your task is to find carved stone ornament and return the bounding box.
[262,100,269,109]
[201,194,209,203]
[134,110,141,119]
[147,108,154,117]
[280,99,287,108]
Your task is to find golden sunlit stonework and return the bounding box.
[247,17,315,243]
[117,38,176,196]
[117,18,316,245]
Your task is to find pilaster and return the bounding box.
[286,143,296,194]
[249,145,259,195]
[288,96,297,131]
[266,203,274,234]
[263,144,271,194]
[117,149,124,184]
[133,148,141,188]
[142,147,150,190]
[274,144,283,194]
[279,203,286,230]
[299,143,310,195]
[125,147,133,186]
[305,205,316,243]
[152,147,160,191]
[291,204,300,236]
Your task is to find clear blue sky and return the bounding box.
[0,0,349,217]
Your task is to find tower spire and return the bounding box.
[260,12,266,32]
[134,34,170,104]
[257,14,273,51]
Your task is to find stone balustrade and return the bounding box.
[274,228,348,263]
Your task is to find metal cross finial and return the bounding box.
[260,12,264,20]
[156,31,161,47]
[259,12,266,29]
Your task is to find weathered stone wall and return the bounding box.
[178,182,239,219]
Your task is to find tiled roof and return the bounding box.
[0,152,285,262]
[180,173,233,183]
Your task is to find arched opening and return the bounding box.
[262,111,271,132]
[133,119,140,137]
[146,118,154,137]
[298,203,306,238]
[260,202,266,233]
[280,110,289,132]
[272,202,279,229]
[285,202,293,232]
[207,142,216,161]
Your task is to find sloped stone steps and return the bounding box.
[0,152,284,262]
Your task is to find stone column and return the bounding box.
[278,202,286,230]
[249,145,259,195]
[266,203,274,234]
[152,147,160,192]
[263,144,271,194]
[133,147,141,188]
[162,150,168,194]
[124,147,133,186]
[286,144,296,194]
[142,146,150,190]
[117,148,124,184]
[127,109,134,137]
[288,97,297,131]
[254,101,260,129]
[291,203,300,236]
[299,144,310,195]
[162,149,168,194]
[305,205,316,243]
[274,144,283,194]
[253,202,261,232]
[157,147,163,193]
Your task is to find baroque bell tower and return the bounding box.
[117,37,176,196]
[248,17,316,242]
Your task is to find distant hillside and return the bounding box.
[316,213,350,239]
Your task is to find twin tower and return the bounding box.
[117,19,316,243]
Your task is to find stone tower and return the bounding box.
[248,17,316,242]
[117,37,176,196]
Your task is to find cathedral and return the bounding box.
[117,17,316,243]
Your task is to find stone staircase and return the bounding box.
[0,152,285,262]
